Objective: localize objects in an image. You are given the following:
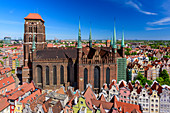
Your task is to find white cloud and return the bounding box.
[126,1,157,15]
[147,17,170,25]
[145,27,168,31]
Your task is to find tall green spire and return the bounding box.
[32,33,36,51]
[121,29,125,47]
[113,19,117,49]
[89,25,92,48]
[110,34,113,47]
[77,17,82,48]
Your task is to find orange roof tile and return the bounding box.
[56,87,65,94]
[115,101,142,113]
[0,97,10,111]
[7,82,35,100]
[91,99,114,110]
[83,86,96,110]
[24,13,44,22]
[20,89,41,107]
[99,94,106,102]
[99,104,106,113]
[0,76,15,89]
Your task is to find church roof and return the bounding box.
[36,47,77,59]
[24,13,44,22]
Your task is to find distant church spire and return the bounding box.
[77,17,82,48]
[89,25,92,48]
[32,33,36,51]
[113,19,117,49]
[121,29,125,47]
[110,34,113,47]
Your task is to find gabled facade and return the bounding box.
[160,88,170,113]
[138,88,150,113]
[130,89,139,105]
[109,82,119,101]
[149,90,159,113]
[119,87,130,103]
[72,96,93,113]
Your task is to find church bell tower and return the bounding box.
[22,13,46,83]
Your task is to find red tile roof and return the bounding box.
[115,101,142,113]
[0,97,10,111]
[99,94,106,102]
[99,104,106,113]
[24,13,44,22]
[0,76,15,89]
[56,87,65,94]
[109,80,117,89]
[83,86,96,110]
[7,82,35,100]
[151,82,162,94]
[119,80,126,88]
[20,89,41,107]
[0,67,11,75]
[128,82,133,92]
[91,99,114,110]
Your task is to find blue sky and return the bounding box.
[0,0,170,40]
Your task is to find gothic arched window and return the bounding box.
[106,67,110,86]
[29,35,32,42]
[94,66,100,89]
[53,66,57,85]
[46,66,49,85]
[60,65,64,84]
[37,65,42,83]
[84,68,88,90]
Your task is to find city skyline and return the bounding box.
[0,0,170,40]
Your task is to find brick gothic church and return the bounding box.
[22,13,126,92]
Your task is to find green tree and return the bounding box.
[160,69,169,80]
[133,72,153,87]
[125,51,131,55]
[0,60,3,65]
[136,72,143,80]
[156,77,164,85]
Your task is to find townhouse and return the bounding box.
[6,82,36,113]
[160,87,170,113]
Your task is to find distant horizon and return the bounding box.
[1,38,170,41]
[0,0,170,40]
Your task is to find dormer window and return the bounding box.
[7,81,10,84]
[3,83,5,86]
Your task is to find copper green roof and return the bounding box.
[113,19,117,49]
[77,17,82,48]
